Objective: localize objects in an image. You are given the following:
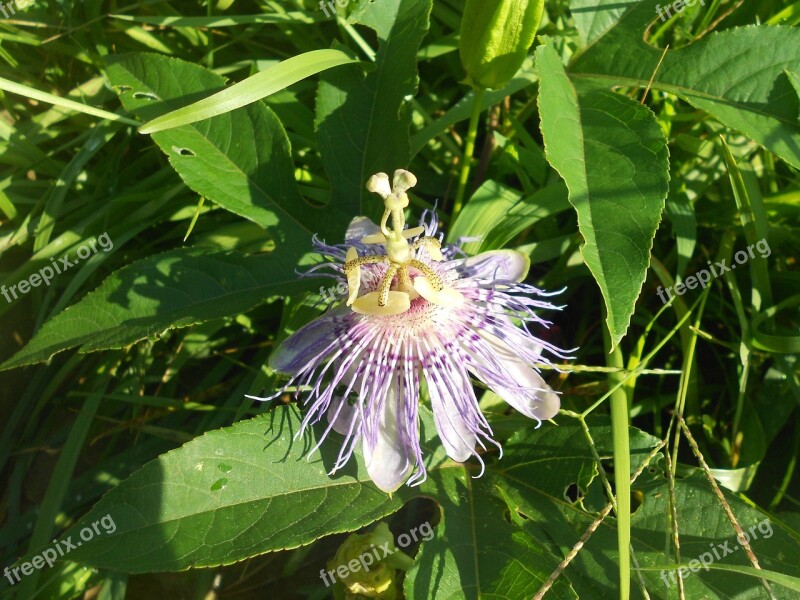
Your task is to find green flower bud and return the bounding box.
[459,0,544,89]
[328,523,414,599]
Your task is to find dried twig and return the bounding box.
[533,439,667,600]
[678,418,776,600]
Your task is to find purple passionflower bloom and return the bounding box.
[250,170,569,493]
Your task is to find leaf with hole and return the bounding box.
[106,53,342,240]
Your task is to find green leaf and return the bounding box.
[406,418,660,599]
[569,0,640,46]
[536,43,669,349]
[105,54,340,239]
[483,420,800,599]
[139,50,358,134]
[35,406,409,572]
[447,179,571,254]
[570,1,800,169]
[0,247,313,370]
[406,470,578,600]
[0,75,139,126]
[786,70,800,121]
[110,12,320,27]
[316,0,433,223]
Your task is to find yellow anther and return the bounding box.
[412,237,444,261]
[345,247,361,306]
[403,226,425,238]
[413,276,464,308]
[361,232,387,244]
[352,291,411,316]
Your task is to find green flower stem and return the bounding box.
[604,325,630,600]
[452,87,485,219]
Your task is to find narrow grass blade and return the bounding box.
[14,390,104,597]
[139,49,358,134]
[109,13,319,27]
[0,76,139,125]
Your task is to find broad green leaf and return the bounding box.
[139,50,358,134]
[405,470,578,600]
[481,420,660,598]
[627,473,800,599]
[31,406,411,572]
[786,70,800,120]
[487,421,800,599]
[105,54,341,239]
[448,179,571,254]
[537,43,669,348]
[0,247,314,371]
[569,0,640,46]
[570,1,800,169]
[316,0,433,223]
[406,418,660,599]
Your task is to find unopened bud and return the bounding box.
[459,0,544,89]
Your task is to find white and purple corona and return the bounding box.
[250,170,570,493]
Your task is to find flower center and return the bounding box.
[343,170,464,316]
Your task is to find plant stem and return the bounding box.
[452,87,485,219]
[604,327,630,600]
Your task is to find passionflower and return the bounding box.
[250,170,569,492]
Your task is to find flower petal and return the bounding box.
[428,366,476,462]
[363,380,411,493]
[461,249,530,282]
[346,216,382,244]
[268,306,349,374]
[474,330,560,421]
[327,398,359,436]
